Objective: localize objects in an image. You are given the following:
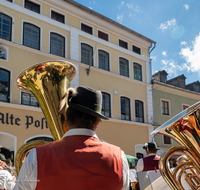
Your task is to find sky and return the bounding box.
[74,0,200,85]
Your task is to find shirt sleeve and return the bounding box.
[121,150,129,190]
[13,148,38,190]
[136,158,144,172]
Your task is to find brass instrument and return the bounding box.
[152,101,200,190]
[15,61,77,175]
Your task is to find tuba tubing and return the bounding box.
[15,61,77,175]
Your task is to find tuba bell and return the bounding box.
[15,61,76,175]
[152,101,200,190]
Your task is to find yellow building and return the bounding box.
[0,0,156,163]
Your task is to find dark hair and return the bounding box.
[66,107,100,130]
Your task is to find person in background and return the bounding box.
[14,86,129,190]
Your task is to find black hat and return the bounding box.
[68,86,108,120]
[143,142,159,151]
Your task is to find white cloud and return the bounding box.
[159,18,177,30]
[151,56,157,61]
[127,4,139,12]
[184,4,189,10]
[118,1,124,9]
[181,41,187,46]
[127,3,133,9]
[161,59,182,76]
[162,51,167,56]
[180,33,200,74]
[117,14,123,24]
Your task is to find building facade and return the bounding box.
[152,70,200,166]
[0,0,156,163]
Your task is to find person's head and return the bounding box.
[0,154,6,163]
[177,155,188,165]
[6,158,12,167]
[143,142,159,155]
[58,86,108,130]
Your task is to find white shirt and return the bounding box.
[0,169,15,190]
[136,153,159,172]
[14,128,129,190]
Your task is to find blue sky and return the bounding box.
[74,0,200,84]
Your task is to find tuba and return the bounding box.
[15,61,76,175]
[152,101,200,190]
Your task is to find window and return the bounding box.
[25,0,40,13]
[81,23,92,35]
[135,100,144,123]
[162,100,169,115]
[98,31,108,41]
[23,23,40,50]
[0,69,10,102]
[51,11,65,24]
[164,135,171,144]
[134,63,142,81]
[81,43,93,66]
[0,13,12,41]
[119,58,129,77]
[6,0,12,2]
[0,47,6,60]
[101,92,111,118]
[132,45,141,54]
[21,92,39,107]
[98,50,109,71]
[119,39,128,49]
[183,105,189,110]
[50,33,65,57]
[121,97,131,121]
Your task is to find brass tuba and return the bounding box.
[152,101,200,190]
[15,61,76,175]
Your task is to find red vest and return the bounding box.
[142,155,160,172]
[35,136,123,190]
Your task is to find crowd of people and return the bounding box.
[0,86,190,190]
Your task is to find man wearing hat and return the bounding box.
[136,142,160,172]
[14,86,129,190]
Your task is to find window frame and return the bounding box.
[120,96,132,121]
[119,57,130,77]
[163,135,172,145]
[22,21,41,50]
[80,22,93,35]
[161,99,170,116]
[50,32,66,58]
[21,91,39,107]
[0,13,12,41]
[50,8,66,24]
[101,91,112,118]
[0,68,11,103]
[135,99,144,123]
[24,0,41,14]
[97,29,109,41]
[80,42,94,66]
[118,38,129,49]
[133,62,143,82]
[98,49,110,71]
[132,44,141,55]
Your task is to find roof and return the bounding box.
[152,70,168,77]
[167,74,186,82]
[64,0,156,44]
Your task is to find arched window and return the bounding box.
[135,100,144,123]
[23,23,40,50]
[0,69,10,102]
[50,33,65,57]
[133,63,142,81]
[81,43,93,66]
[101,92,111,118]
[121,97,131,121]
[0,13,12,41]
[119,57,129,77]
[99,50,109,71]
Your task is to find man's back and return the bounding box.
[36,135,123,190]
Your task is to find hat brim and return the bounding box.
[143,146,159,150]
[69,102,109,120]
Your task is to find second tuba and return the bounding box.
[15,61,76,175]
[152,101,200,190]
